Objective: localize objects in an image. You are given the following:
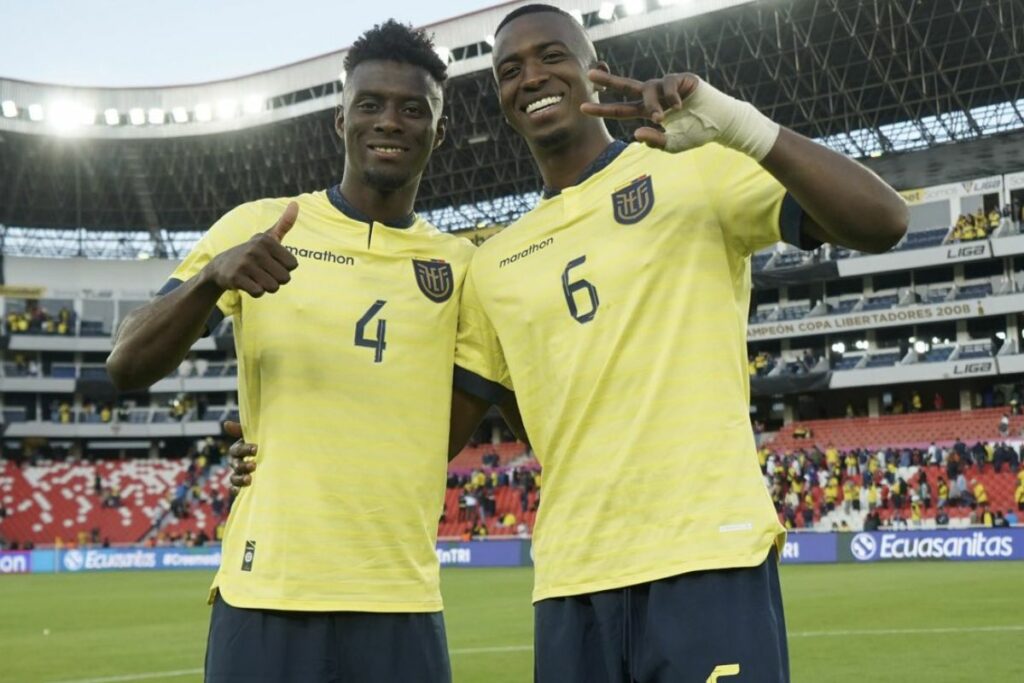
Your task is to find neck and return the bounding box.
[531,123,614,192]
[338,172,419,224]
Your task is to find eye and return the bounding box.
[500,65,520,80]
[542,51,565,63]
[356,100,379,112]
[403,104,425,116]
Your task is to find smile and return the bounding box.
[523,95,563,115]
[368,145,407,154]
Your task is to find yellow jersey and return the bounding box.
[455,141,809,601]
[165,187,474,611]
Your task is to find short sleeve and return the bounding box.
[696,143,814,255]
[453,262,512,405]
[158,203,262,333]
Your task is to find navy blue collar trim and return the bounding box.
[542,140,629,199]
[327,185,415,229]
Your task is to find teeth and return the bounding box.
[525,96,562,114]
[371,146,402,153]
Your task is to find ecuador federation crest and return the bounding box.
[412,259,454,303]
[611,174,655,225]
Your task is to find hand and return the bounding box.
[224,420,257,495]
[581,69,779,160]
[206,202,300,297]
[581,70,700,148]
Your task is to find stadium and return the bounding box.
[1,0,1023,681]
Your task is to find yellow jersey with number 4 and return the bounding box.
[165,187,474,612]
[455,142,805,602]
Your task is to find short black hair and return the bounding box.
[344,19,447,84]
[495,3,577,36]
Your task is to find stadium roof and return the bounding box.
[2,0,1024,255]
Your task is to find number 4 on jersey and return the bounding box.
[355,300,387,363]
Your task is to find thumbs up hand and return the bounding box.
[206,202,300,297]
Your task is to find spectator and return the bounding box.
[211,490,225,518]
[999,413,1010,438]
[516,522,530,538]
[911,390,922,412]
[993,511,1009,528]
[918,475,931,508]
[973,480,989,507]
[933,392,944,411]
[988,208,1001,232]
[1006,509,1019,526]
[982,507,994,527]
[936,509,950,526]
[462,491,479,522]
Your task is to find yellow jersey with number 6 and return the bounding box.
[455,142,802,602]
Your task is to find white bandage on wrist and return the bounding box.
[661,78,780,161]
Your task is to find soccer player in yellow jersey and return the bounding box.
[106,21,496,683]
[449,5,908,681]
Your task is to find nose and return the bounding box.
[373,103,403,134]
[521,59,549,91]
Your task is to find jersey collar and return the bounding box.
[542,140,629,199]
[327,185,416,229]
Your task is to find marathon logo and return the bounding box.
[285,245,355,266]
[499,237,554,268]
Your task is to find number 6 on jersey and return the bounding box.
[561,256,599,323]
[355,300,387,363]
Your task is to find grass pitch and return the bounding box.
[0,563,1021,682]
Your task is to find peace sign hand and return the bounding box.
[580,70,780,160]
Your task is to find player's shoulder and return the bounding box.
[413,217,477,263]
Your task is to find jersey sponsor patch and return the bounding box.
[412,259,454,303]
[241,540,256,572]
[612,174,654,224]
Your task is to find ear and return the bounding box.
[434,115,448,150]
[334,105,345,140]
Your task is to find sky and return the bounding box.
[0,0,503,87]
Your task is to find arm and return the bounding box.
[759,128,908,254]
[106,273,226,392]
[582,70,909,254]
[106,203,299,391]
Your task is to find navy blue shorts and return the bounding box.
[534,550,788,683]
[205,594,451,683]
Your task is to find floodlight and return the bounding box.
[216,99,238,119]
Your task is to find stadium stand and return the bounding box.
[766,407,1023,452]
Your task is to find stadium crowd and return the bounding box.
[4,302,76,335]
[762,437,1024,531]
